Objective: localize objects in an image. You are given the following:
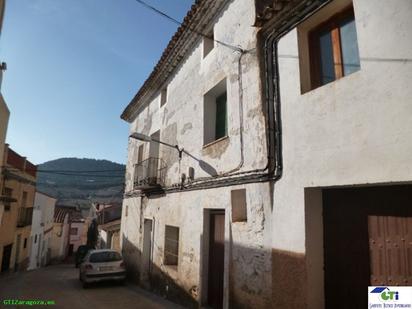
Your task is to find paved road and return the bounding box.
[0,264,182,309]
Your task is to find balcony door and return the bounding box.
[148,130,160,182]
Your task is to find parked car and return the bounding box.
[75,245,92,268]
[79,249,126,288]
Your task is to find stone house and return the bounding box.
[120,0,412,308]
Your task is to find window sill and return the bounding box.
[203,136,229,149]
[302,69,361,95]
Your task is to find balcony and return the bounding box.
[17,207,33,227]
[134,157,167,190]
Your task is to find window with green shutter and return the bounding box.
[215,92,227,140]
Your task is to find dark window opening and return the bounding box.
[215,92,227,140]
[164,225,179,266]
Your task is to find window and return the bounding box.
[309,6,360,89]
[204,78,228,145]
[70,227,78,235]
[164,225,179,266]
[34,234,37,243]
[23,238,27,249]
[3,187,12,211]
[160,87,167,106]
[203,28,214,58]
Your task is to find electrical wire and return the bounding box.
[134,0,244,53]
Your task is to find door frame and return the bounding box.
[201,209,227,308]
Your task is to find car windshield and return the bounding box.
[89,251,122,263]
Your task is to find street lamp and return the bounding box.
[129,132,184,159]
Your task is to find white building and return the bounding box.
[120,0,412,308]
[28,192,56,270]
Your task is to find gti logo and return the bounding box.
[370,287,399,301]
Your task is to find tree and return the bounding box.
[87,218,98,249]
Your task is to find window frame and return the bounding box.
[164,225,179,267]
[309,6,358,89]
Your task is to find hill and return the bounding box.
[36,158,125,209]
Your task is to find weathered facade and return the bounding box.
[257,0,412,308]
[121,0,412,308]
[121,0,271,307]
[0,145,37,273]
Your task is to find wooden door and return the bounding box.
[208,212,225,309]
[323,185,412,309]
[142,219,153,287]
[1,244,12,272]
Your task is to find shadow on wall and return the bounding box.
[183,150,218,177]
[272,248,307,309]
[122,235,198,307]
[122,235,273,309]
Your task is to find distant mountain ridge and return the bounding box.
[36,158,125,209]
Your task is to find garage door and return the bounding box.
[323,185,412,309]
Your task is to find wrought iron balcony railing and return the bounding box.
[134,157,167,190]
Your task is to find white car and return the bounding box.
[79,249,126,288]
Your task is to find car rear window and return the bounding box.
[89,251,122,263]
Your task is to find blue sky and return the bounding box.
[0,0,194,165]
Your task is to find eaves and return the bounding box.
[120,0,229,123]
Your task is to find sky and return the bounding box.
[0,0,194,165]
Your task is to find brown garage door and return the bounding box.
[323,185,412,309]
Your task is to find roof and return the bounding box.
[120,0,228,122]
[53,206,82,223]
[254,0,328,30]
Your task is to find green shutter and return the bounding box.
[215,92,227,140]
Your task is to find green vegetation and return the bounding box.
[36,158,125,208]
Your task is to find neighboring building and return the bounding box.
[68,210,85,256]
[121,0,412,308]
[50,206,73,261]
[0,145,36,273]
[97,204,121,251]
[256,0,412,308]
[28,191,56,270]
